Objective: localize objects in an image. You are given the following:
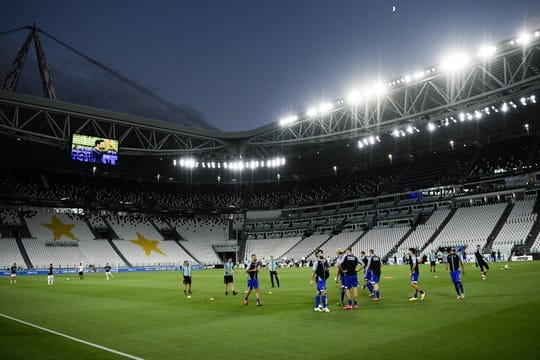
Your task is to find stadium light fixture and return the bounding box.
[406,125,414,134]
[391,129,400,138]
[477,45,496,58]
[516,33,532,45]
[427,123,436,132]
[346,90,362,104]
[373,82,386,96]
[279,115,298,127]
[413,71,424,80]
[501,102,509,112]
[306,107,318,117]
[474,110,482,120]
[319,102,333,113]
[440,52,470,72]
[358,141,364,149]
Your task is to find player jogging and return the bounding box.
[47,263,54,285]
[104,263,114,280]
[224,258,238,295]
[267,255,280,288]
[77,262,84,280]
[311,249,330,312]
[366,249,382,301]
[182,260,193,295]
[10,263,17,284]
[339,247,362,310]
[408,248,426,301]
[334,248,346,306]
[244,254,262,306]
[474,245,489,280]
[446,248,466,299]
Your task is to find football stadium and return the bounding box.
[2,2,540,359]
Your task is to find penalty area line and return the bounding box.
[0,312,144,360]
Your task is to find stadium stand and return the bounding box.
[0,238,26,269]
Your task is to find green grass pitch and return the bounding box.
[1,262,540,359]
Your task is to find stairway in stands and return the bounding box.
[107,240,132,267]
[306,234,334,257]
[15,236,33,269]
[420,208,457,252]
[279,236,309,259]
[348,230,369,249]
[524,197,540,251]
[386,225,416,259]
[484,202,515,252]
[173,239,201,263]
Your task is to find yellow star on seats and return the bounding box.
[130,233,166,256]
[41,215,78,241]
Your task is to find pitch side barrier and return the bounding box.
[1,264,205,276]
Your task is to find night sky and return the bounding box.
[1,0,540,131]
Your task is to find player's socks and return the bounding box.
[367,283,374,293]
[353,300,358,306]
[458,282,464,294]
[322,295,327,308]
[454,283,460,295]
[375,290,380,299]
[340,289,345,304]
[348,299,353,306]
[315,295,321,308]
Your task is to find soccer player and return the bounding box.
[244,254,262,306]
[267,255,280,288]
[446,248,465,299]
[47,263,54,285]
[77,262,84,280]
[334,248,346,306]
[224,258,237,295]
[429,250,437,272]
[339,247,362,310]
[104,262,114,280]
[311,249,330,312]
[408,248,426,301]
[360,250,374,296]
[366,249,382,301]
[10,263,17,284]
[182,260,192,295]
[474,245,489,280]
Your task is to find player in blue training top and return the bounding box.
[334,248,346,306]
[408,248,426,301]
[365,249,382,301]
[311,249,331,312]
[244,254,262,306]
[339,247,363,310]
[447,247,466,299]
[360,250,375,297]
[181,260,193,295]
[223,258,238,296]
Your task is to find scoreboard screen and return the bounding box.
[71,134,119,165]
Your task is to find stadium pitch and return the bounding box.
[1,262,540,359]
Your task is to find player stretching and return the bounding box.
[408,248,426,301]
[10,263,17,284]
[47,263,54,285]
[224,258,238,295]
[334,248,346,306]
[474,245,489,280]
[340,247,362,310]
[104,263,114,280]
[446,248,465,299]
[360,250,374,296]
[182,260,193,295]
[366,249,382,301]
[244,254,262,306]
[311,249,330,312]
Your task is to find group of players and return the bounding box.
[8,244,491,312]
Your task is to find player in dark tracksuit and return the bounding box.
[474,245,489,280]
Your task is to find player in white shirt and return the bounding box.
[78,262,84,280]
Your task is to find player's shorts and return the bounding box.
[78,271,83,276]
[478,261,489,272]
[430,261,436,266]
[450,270,461,283]
[183,276,192,285]
[10,273,16,278]
[317,280,327,292]
[340,276,346,288]
[410,272,419,283]
[247,278,259,289]
[105,271,111,274]
[47,275,54,279]
[343,275,359,289]
[369,273,380,284]
[364,269,373,281]
[224,275,234,284]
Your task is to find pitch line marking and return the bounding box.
[0,312,145,360]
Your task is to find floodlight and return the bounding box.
[346,90,361,104]
[413,71,424,80]
[427,123,436,132]
[520,97,527,105]
[516,33,532,45]
[306,107,318,117]
[279,115,297,126]
[501,102,509,112]
[319,102,333,113]
[477,45,496,58]
[440,52,470,72]
[474,110,482,120]
[368,136,375,145]
[373,82,386,96]
[404,75,412,83]
[363,138,369,146]
[391,129,400,137]
[535,31,540,38]
[406,126,414,134]
[358,141,364,149]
